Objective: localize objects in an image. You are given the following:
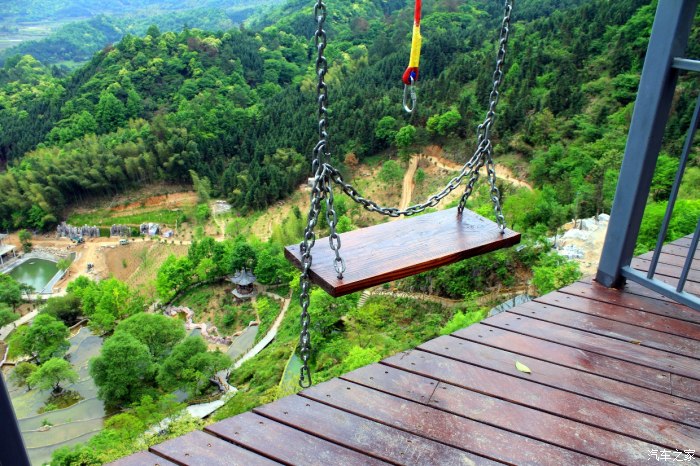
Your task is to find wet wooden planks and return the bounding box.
[114,238,700,465]
[284,208,520,297]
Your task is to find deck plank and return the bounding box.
[254,395,500,465]
[638,250,700,269]
[481,312,700,380]
[149,430,279,466]
[658,243,697,258]
[109,451,178,466]
[301,378,608,466]
[206,412,389,466]
[511,301,700,357]
[454,324,673,394]
[371,352,700,452]
[562,280,700,323]
[632,258,700,282]
[535,291,700,340]
[423,334,700,427]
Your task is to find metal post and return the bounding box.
[0,373,31,466]
[596,0,698,288]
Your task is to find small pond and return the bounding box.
[8,259,60,294]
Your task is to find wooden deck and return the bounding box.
[114,236,700,466]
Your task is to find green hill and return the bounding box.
[0,0,697,233]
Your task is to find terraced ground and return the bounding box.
[8,327,105,466]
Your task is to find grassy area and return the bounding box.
[215,302,256,334]
[253,296,281,344]
[38,390,83,413]
[67,208,192,227]
[125,243,189,300]
[213,291,478,421]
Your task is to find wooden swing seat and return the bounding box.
[285,207,521,297]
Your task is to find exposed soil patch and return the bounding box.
[109,191,198,213]
[103,242,152,281]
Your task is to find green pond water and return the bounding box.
[9,259,60,293]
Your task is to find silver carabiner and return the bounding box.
[403,76,417,113]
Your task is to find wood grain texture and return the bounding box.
[254,395,499,466]
[454,324,673,394]
[423,333,700,427]
[563,280,700,323]
[632,257,700,282]
[284,207,520,297]
[117,238,700,465]
[654,243,698,258]
[206,412,388,466]
[480,311,700,380]
[108,451,177,466]
[301,378,607,466]
[512,301,700,357]
[149,430,279,466]
[375,351,700,452]
[638,251,700,269]
[535,291,700,341]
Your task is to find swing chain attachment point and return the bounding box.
[403,75,417,113]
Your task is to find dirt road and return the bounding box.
[397,156,419,214]
[423,154,533,191]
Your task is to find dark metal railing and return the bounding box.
[597,0,700,311]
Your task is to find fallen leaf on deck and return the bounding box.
[515,360,531,374]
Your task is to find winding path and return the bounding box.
[397,156,419,213]
[232,291,291,369]
[423,154,533,191]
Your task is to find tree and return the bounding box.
[90,332,154,407]
[18,229,32,252]
[43,294,82,326]
[157,336,230,396]
[0,275,23,309]
[426,108,461,136]
[378,160,403,184]
[307,289,357,343]
[531,252,582,295]
[375,116,398,143]
[394,125,416,150]
[231,239,257,272]
[115,313,185,361]
[86,278,144,334]
[20,313,69,362]
[95,91,126,134]
[156,255,193,302]
[0,303,19,327]
[9,361,37,390]
[341,346,381,373]
[56,258,71,271]
[27,357,78,394]
[254,245,291,285]
[415,168,426,184]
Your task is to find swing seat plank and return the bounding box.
[285,207,520,297]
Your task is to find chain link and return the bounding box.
[458,0,512,229]
[298,0,513,388]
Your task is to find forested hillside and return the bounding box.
[0,4,278,66]
[0,0,697,233]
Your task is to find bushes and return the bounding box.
[635,199,700,255]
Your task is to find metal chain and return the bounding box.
[458,0,512,230]
[298,0,513,388]
[321,0,513,228]
[298,166,325,388]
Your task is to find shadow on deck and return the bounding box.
[114,235,700,465]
